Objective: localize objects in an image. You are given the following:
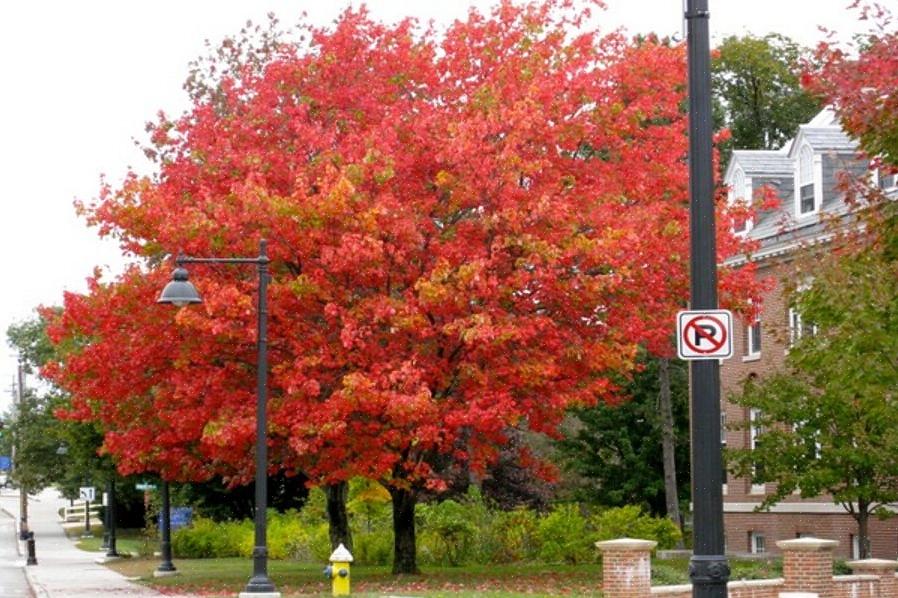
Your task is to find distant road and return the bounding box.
[0,505,31,596]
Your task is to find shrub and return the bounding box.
[536,503,594,564]
[418,498,478,566]
[172,517,251,558]
[591,505,682,549]
[353,530,392,565]
[481,507,540,563]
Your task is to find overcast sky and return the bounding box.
[0,0,867,411]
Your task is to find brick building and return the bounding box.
[719,108,898,559]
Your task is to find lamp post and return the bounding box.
[685,1,729,597]
[158,239,277,596]
[155,480,177,575]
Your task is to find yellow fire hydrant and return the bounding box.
[325,543,353,596]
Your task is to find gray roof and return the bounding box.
[792,126,857,153]
[730,150,792,176]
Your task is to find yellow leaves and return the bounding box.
[661,220,682,237]
[435,170,456,188]
[288,274,323,299]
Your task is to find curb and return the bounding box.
[0,504,23,556]
[1,503,38,597]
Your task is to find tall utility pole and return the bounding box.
[16,360,29,538]
[685,1,730,597]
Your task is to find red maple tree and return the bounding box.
[806,1,898,169]
[44,1,760,572]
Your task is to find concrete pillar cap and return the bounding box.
[775,537,839,551]
[595,538,658,551]
[846,558,898,570]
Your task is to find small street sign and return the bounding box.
[677,310,733,360]
[135,482,157,491]
[79,486,96,502]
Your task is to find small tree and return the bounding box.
[727,203,898,558]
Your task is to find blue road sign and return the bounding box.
[0,456,11,471]
[159,507,193,530]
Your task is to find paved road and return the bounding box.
[0,505,32,597]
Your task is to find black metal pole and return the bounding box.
[157,481,176,573]
[685,1,730,597]
[106,477,119,558]
[244,239,276,593]
[102,481,110,550]
[165,240,276,593]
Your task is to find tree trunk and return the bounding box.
[325,481,352,553]
[658,358,683,547]
[857,500,871,559]
[389,486,419,574]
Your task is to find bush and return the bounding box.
[482,507,540,563]
[536,503,594,564]
[353,530,392,565]
[418,498,478,566]
[172,517,251,558]
[591,505,682,549]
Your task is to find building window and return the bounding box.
[750,531,766,554]
[750,408,765,494]
[729,167,751,234]
[788,308,816,346]
[797,145,817,215]
[745,318,761,357]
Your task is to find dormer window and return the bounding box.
[796,144,821,216]
[729,167,751,234]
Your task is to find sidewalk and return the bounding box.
[0,487,189,597]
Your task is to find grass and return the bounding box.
[104,559,605,597]
[65,526,155,557]
[70,532,782,597]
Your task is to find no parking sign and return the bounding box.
[676,310,733,360]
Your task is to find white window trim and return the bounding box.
[750,531,766,554]
[749,409,766,495]
[743,318,761,361]
[788,307,818,350]
[728,168,753,236]
[794,144,823,217]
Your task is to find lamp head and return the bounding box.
[158,267,202,307]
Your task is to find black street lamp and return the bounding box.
[155,481,177,575]
[105,477,119,559]
[158,239,277,596]
[685,1,729,597]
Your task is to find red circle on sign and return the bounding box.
[683,315,727,354]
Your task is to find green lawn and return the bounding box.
[67,526,153,557]
[105,559,605,597]
[74,534,782,597]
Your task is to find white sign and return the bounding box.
[79,486,95,502]
[677,310,733,360]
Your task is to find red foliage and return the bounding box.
[805,1,898,169]
[45,1,759,488]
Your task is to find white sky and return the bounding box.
[0,0,868,410]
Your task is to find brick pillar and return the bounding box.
[777,537,838,598]
[595,538,657,598]
[847,558,898,597]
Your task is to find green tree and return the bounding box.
[555,354,690,517]
[6,316,107,496]
[726,201,898,558]
[712,34,822,158]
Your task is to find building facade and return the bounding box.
[719,108,898,559]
